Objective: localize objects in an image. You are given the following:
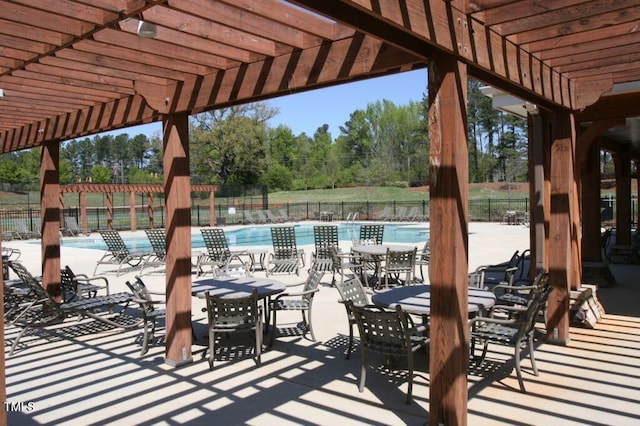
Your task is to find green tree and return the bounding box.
[91,164,112,183]
[190,103,275,184]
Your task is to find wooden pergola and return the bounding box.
[60,183,219,231]
[2,2,640,425]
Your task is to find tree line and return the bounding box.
[1,79,547,193]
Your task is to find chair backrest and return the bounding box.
[256,210,269,223]
[145,229,167,259]
[385,247,417,274]
[99,230,130,259]
[468,266,487,289]
[243,210,256,224]
[515,269,550,336]
[8,261,61,314]
[345,301,412,354]
[205,289,260,331]
[65,216,81,231]
[60,265,78,300]
[201,228,231,262]
[125,276,156,316]
[416,240,430,260]
[313,225,339,260]
[277,208,290,221]
[335,275,369,306]
[303,269,324,302]
[271,226,298,260]
[359,225,384,244]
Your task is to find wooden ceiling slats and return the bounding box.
[0,0,640,152]
[73,39,217,76]
[8,0,119,25]
[496,0,634,36]
[513,4,640,45]
[0,0,95,37]
[167,0,319,51]
[93,28,231,70]
[146,6,282,58]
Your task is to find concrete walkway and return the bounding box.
[4,222,639,425]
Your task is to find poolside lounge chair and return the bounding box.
[256,210,271,223]
[265,209,285,223]
[377,206,393,221]
[94,230,151,276]
[13,218,40,239]
[277,208,296,222]
[197,228,247,277]
[267,226,305,276]
[390,206,408,221]
[140,229,167,275]
[6,261,139,356]
[243,210,263,224]
[61,216,88,236]
[310,225,339,276]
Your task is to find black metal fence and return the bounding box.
[1,197,630,238]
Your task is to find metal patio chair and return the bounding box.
[197,228,247,277]
[310,225,339,277]
[125,276,166,355]
[345,300,429,404]
[61,265,110,303]
[94,230,151,276]
[334,275,369,359]
[140,229,167,275]
[267,226,305,276]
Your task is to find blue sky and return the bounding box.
[105,68,428,139]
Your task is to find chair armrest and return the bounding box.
[493,283,536,295]
[132,297,165,305]
[274,288,319,299]
[469,316,517,327]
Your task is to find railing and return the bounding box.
[1,197,630,236]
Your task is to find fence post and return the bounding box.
[488,199,491,222]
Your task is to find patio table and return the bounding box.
[371,284,496,316]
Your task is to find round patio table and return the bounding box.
[371,284,496,316]
[192,276,286,299]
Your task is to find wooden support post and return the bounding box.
[148,192,154,228]
[209,191,215,227]
[80,192,88,234]
[613,150,632,245]
[548,110,576,344]
[428,52,469,426]
[41,141,62,301]
[130,191,137,231]
[106,192,113,230]
[528,111,548,272]
[581,143,602,262]
[0,232,5,426]
[163,113,193,366]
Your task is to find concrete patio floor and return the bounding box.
[4,222,639,425]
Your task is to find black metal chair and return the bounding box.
[345,300,429,404]
[310,225,339,278]
[61,265,110,302]
[197,228,247,277]
[94,230,150,276]
[469,269,550,393]
[140,229,167,275]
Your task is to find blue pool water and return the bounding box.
[59,223,429,251]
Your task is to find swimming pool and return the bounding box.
[59,223,429,251]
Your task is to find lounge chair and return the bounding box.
[390,206,408,221]
[255,210,271,223]
[377,206,393,221]
[243,210,259,224]
[13,218,40,239]
[61,216,88,236]
[310,225,339,276]
[6,261,140,356]
[267,226,305,276]
[265,210,284,223]
[197,228,247,277]
[277,208,296,222]
[94,230,151,276]
[140,229,167,275]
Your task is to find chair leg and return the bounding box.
[269,306,278,347]
[141,322,150,355]
[208,329,216,370]
[346,321,354,359]
[255,322,262,367]
[303,310,315,341]
[514,342,525,393]
[528,333,539,376]
[358,346,367,393]
[406,353,414,404]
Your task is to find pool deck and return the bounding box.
[4,221,640,425]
